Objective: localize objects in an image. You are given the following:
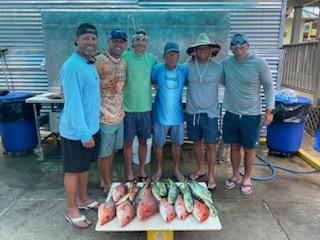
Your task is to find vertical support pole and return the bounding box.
[33,103,44,161]
[313,4,320,107]
[0,48,10,91]
[291,6,303,43]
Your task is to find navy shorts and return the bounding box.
[222,111,262,148]
[186,113,218,144]
[62,131,100,173]
[124,111,152,141]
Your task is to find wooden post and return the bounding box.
[313,4,320,107]
[291,6,303,43]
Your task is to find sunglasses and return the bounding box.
[86,55,97,64]
[230,39,247,46]
[135,29,148,36]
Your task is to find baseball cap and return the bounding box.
[110,30,127,41]
[76,23,98,37]
[230,33,249,45]
[163,41,179,55]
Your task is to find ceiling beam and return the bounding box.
[287,0,320,8]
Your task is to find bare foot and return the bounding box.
[152,170,162,181]
[127,173,135,182]
[138,170,147,179]
[174,170,185,182]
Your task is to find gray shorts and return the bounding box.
[99,122,124,158]
[124,111,152,142]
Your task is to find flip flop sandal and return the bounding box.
[240,184,253,195]
[138,176,149,182]
[65,214,91,229]
[224,178,241,190]
[78,200,99,210]
[206,181,217,191]
[127,177,138,183]
[189,173,206,181]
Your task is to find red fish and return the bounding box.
[116,200,136,227]
[159,198,176,223]
[192,199,209,223]
[136,183,159,220]
[112,183,128,203]
[174,195,189,220]
[98,198,116,226]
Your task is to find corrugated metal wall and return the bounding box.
[0,0,285,95]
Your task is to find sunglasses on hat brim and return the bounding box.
[230,39,247,46]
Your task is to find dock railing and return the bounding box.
[282,41,320,107]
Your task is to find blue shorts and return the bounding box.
[153,122,184,147]
[124,111,152,142]
[222,111,262,148]
[186,113,218,144]
[99,122,124,158]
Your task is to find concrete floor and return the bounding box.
[0,135,320,240]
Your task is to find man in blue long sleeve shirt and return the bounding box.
[60,23,100,228]
[222,33,275,195]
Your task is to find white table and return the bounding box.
[96,182,221,236]
[25,92,63,161]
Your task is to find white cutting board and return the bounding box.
[95,182,222,232]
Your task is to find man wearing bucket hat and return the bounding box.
[122,29,159,182]
[95,30,127,195]
[151,41,187,182]
[222,33,274,195]
[60,23,100,228]
[186,33,223,191]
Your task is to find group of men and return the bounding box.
[60,23,275,228]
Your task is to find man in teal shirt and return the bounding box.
[151,42,187,182]
[222,33,275,195]
[122,29,159,181]
[60,23,100,228]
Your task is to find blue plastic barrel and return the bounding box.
[0,92,37,153]
[314,129,320,152]
[267,96,311,153]
[267,121,305,153]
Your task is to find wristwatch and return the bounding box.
[266,109,275,114]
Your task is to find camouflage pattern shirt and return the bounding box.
[96,51,126,125]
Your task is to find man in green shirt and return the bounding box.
[122,29,159,181]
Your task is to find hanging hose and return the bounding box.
[239,152,320,181]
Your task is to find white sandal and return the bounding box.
[78,200,99,210]
[65,214,91,229]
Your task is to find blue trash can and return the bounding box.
[0,92,37,153]
[314,128,320,152]
[267,96,311,154]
